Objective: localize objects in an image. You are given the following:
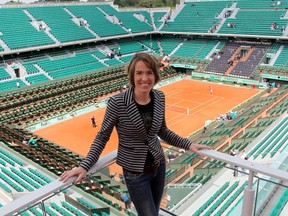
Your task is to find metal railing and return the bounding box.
[0,148,287,216]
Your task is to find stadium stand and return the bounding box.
[0,1,288,216]
[0,8,55,50]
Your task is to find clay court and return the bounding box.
[34,79,261,173]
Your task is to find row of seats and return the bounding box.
[1,87,284,214]
[1,1,288,53]
[218,10,286,36]
[0,4,154,51]
[97,4,151,33]
[230,46,269,78]
[0,124,82,176]
[0,67,128,126]
[161,1,229,33]
[205,42,239,74]
[195,86,287,162]
[1,37,288,93]
[162,1,288,37]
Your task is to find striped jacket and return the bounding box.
[80,87,192,172]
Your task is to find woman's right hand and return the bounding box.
[60,166,88,184]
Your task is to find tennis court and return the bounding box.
[35,79,261,173]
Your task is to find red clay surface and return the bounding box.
[35,79,261,173]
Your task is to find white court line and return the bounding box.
[165,100,193,123]
[166,96,225,127]
[165,89,183,97]
[168,100,188,107]
[166,92,224,111]
[189,96,225,112]
[168,96,201,106]
[167,112,187,123]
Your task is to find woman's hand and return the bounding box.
[189,144,211,157]
[60,166,88,184]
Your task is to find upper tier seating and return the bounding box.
[0,8,55,49]
[218,10,287,36]
[0,66,11,80]
[161,1,231,33]
[25,74,50,85]
[153,11,166,28]
[97,4,152,33]
[26,6,94,43]
[174,39,218,59]
[236,0,288,9]
[66,5,127,37]
[274,44,288,67]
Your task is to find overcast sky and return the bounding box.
[0,0,38,4]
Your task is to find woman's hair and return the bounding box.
[126,52,161,87]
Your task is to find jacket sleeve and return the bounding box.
[80,97,118,171]
[157,93,192,150]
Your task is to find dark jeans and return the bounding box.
[123,159,166,216]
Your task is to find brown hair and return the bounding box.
[126,52,160,88]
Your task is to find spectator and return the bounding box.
[22,136,29,145]
[28,137,38,147]
[164,18,168,26]
[203,126,207,133]
[91,116,97,127]
[270,22,278,30]
[227,23,236,28]
[109,172,117,179]
[167,152,175,162]
[227,59,233,66]
[121,192,131,209]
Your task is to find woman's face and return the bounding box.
[133,60,155,95]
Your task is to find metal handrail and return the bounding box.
[0,150,117,216]
[1,148,288,216]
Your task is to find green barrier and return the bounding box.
[262,73,288,81]
[191,72,260,86]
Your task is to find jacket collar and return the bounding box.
[123,87,163,140]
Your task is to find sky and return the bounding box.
[0,0,88,4]
[0,0,38,4]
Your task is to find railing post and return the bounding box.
[41,201,47,216]
[242,170,255,216]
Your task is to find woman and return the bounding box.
[60,52,210,216]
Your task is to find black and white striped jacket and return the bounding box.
[80,87,192,172]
